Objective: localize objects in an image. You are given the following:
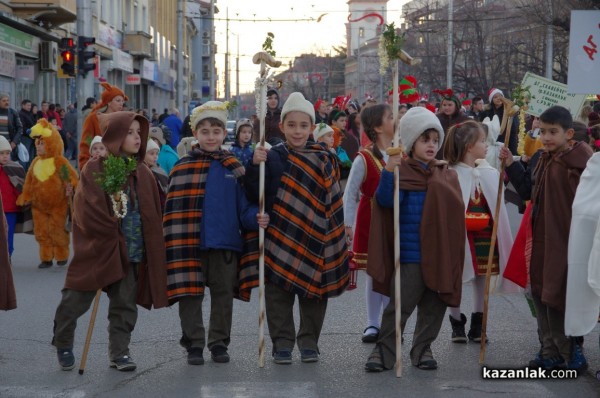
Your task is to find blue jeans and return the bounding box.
[5,212,16,257]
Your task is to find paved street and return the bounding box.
[1,205,599,398]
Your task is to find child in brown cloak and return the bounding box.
[364,107,465,372]
[52,111,168,372]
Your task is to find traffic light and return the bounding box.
[60,38,76,77]
[77,36,96,77]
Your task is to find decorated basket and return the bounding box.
[465,212,491,232]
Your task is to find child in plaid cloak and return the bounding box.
[245,92,349,364]
[164,101,268,366]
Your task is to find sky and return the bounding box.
[213,0,409,96]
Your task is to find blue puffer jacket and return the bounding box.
[200,160,259,252]
[376,168,427,264]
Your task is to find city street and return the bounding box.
[1,206,599,398]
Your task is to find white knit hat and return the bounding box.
[313,123,334,141]
[89,135,104,154]
[0,135,11,152]
[488,88,503,104]
[281,92,315,124]
[146,137,160,152]
[399,106,444,153]
[190,101,229,130]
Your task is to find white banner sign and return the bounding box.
[567,10,600,94]
[521,72,587,118]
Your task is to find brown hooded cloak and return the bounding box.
[64,111,168,310]
[530,141,593,312]
[367,159,465,307]
[0,190,16,310]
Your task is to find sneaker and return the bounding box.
[528,353,565,370]
[566,341,588,373]
[56,260,68,266]
[110,355,137,371]
[449,313,467,343]
[273,349,292,364]
[187,347,204,365]
[210,346,230,363]
[361,326,379,343]
[57,348,75,371]
[38,261,53,269]
[415,345,437,370]
[300,349,319,363]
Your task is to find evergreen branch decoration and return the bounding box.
[378,22,405,75]
[262,32,276,57]
[94,154,137,195]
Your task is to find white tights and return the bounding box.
[365,274,390,328]
[449,276,486,320]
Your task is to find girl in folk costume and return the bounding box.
[442,121,519,343]
[52,112,168,372]
[343,104,393,343]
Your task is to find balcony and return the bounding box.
[123,31,152,58]
[10,0,76,27]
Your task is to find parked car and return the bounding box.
[226,120,236,144]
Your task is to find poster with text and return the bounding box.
[568,10,600,94]
[522,72,587,117]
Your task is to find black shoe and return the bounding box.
[110,355,137,371]
[362,326,380,343]
[449,313,467,343]
[56,260,68,266]
[300,349,319,363]
[187,347,204,365]
[468,312,487,342]
[57,348,75,371]
[272,349,292,364]
[210,346,230,363]
[38,261,53,269]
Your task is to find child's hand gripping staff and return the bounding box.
[252,48,281,368]
[480,97,520,363]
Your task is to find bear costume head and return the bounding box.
[30,118,64,158]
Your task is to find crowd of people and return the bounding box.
[1,82,599,380]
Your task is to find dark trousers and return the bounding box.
[374,263,447,368]
[265,283,328,353]
[532,295,571,360]
[178,249,238,350]
[53,264,139,361]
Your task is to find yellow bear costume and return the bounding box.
[17,119,78,266]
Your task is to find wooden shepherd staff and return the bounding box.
[391,60,402,378]
[479,97,520,363]
[252,51,281,368]
[78,289,102,374]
